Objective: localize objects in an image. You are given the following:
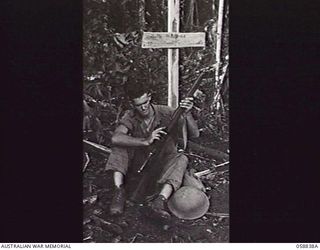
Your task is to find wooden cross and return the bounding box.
[141,0,205,108]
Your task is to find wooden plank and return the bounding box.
[142,32,205,48]
[168,0,180,108]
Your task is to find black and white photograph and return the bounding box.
[83,0,230,243]
[2,0,320,245]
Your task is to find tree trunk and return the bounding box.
[186,140,229,161]
[213,0,224,112]
[186,0,195,31]
[138,0,146,31]
[194,0,199,27]
[178,139,229,161]
[215,0,224,83]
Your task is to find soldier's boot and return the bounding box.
[110,186,126,215]
[150,195,171,219]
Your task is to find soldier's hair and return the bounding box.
[125,77,149,100]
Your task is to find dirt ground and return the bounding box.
[83,130,229,243]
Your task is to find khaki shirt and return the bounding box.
[119,104,183,155]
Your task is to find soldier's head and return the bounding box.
[126,79,152,118]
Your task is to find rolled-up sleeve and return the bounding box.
[118,111,134,132]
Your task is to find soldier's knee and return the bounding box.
[180,154,189,164]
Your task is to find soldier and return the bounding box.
[105,80,199,219]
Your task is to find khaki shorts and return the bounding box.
[105,146,188,191]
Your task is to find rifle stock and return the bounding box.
[131,71,205,202]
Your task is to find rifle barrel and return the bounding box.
[131,72,206,202]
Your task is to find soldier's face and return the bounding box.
[133,93,151,117]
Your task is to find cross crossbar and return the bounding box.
[142,32,205,49]
[141,0,205,108]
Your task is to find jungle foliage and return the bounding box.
[83,0,230,243]
[83,0,229,145]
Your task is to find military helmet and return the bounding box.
[168,186,210,220]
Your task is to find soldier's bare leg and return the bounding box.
[114,171,124,188]
[159,183,173,199]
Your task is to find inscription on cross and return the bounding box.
[141,0,205,108]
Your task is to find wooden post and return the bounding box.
[141,0,205,108]
[168,0,180,108]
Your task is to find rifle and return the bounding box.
[131,71,206,202]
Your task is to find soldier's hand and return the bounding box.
[180,97,194,113]
[145,127,167,145]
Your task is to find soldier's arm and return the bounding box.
[179,97,200,138]
[185,113,200,138]
[111,125,167,147]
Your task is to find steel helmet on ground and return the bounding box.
[168,186,210,220]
